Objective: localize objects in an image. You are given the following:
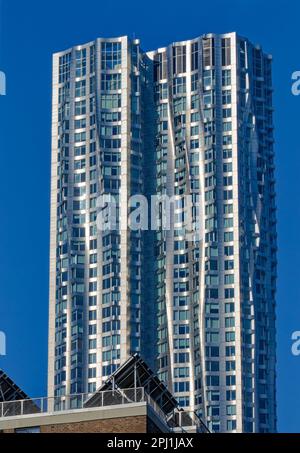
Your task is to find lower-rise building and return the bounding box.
[0,356,209,433]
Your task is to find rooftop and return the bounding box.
[0,356,210,433]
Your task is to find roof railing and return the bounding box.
[0,387,209,433]
[0,387,145,418]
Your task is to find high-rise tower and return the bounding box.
[48,36,148,399]
[149,34,277,433]
[48,33,277,433]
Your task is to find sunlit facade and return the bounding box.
[48,33,277,433]
[48,36,148,399]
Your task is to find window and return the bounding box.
[88,353,96,364]
[224,190,233,200]
[191,94,199,109]
[206,346,219,357]
[191,73,198,91]
[174,381,190,393]
[223,162,233,172]
[224,217,233,228]
[203,70,214,88]
[224,274,234,284]
[191,42,198,71]
[224,231,234,242]
[203,37,215,67]
[100,94,121,109]
[206,361,219,372]
[90,45,95,73]
[206,375,219,386]
[75,118,86,129]
[225,302,234,313]
[206,332,219,343]
[223,148,232,159]
[89,295,97,306]
[101,125,121,136]
[191,125,199,136]
[102,349,120,361]
[226,360,236,371]
[225,288,235,299]
[59,53,71,83]
[224,204,233,214]
[226,346,235,357]
[227,419,237,431]
[174,367,189,378]
[222,38,231,66]
[75,80,86,98]
[222,69,231,86]
[101,42,121,70]
[207,405,220,417]
[102,364,118,376]
[222,90,232,105]
[174,352,189,363]
[88,382,96,393]
[173,45,186,74]
[177,397,190,408]
[226,331,235,342]
[154,51,167,81]
[173,77,186,95]
[203,91,214,105]
[75,132,86,143]
[223,122,232,132]
[89,310,97,321]
[155,83,168,101]
[190,139,199,149]
[223,108,232,118]
[174,338,190,349]
[101,73,121,91]
[226,375,236,386]
[75,49,87,77]
[15,427,41,433]
[101,111,121,123]
[173,97,186,114]
[205,317,219,329]
[207,390,220,402]
[75,100,86,116]
[205,303,219,315]
[226,390,236,401]
[101,138,121,149]
[89,324,97,335]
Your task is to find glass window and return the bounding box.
[15,427,41,433]
[101,42,122,70]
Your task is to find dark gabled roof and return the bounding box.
[84,353,178,415]
[0,369,29,402]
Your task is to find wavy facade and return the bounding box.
[48,33,277,433]
[49,36,147,399]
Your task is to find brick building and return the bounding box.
[0,355,209,433]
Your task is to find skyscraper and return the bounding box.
[48,33,277,433]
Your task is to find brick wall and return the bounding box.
[40,415,147,433]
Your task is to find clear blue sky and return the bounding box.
[0,0,299,432]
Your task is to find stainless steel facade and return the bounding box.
[48,33,277,433]
[49,36,146,400]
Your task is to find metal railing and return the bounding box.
[145,392,185,433]
[0,387,145,418]
[175,410,210,433]
[145,393,209,433]
[0,387,209,433]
